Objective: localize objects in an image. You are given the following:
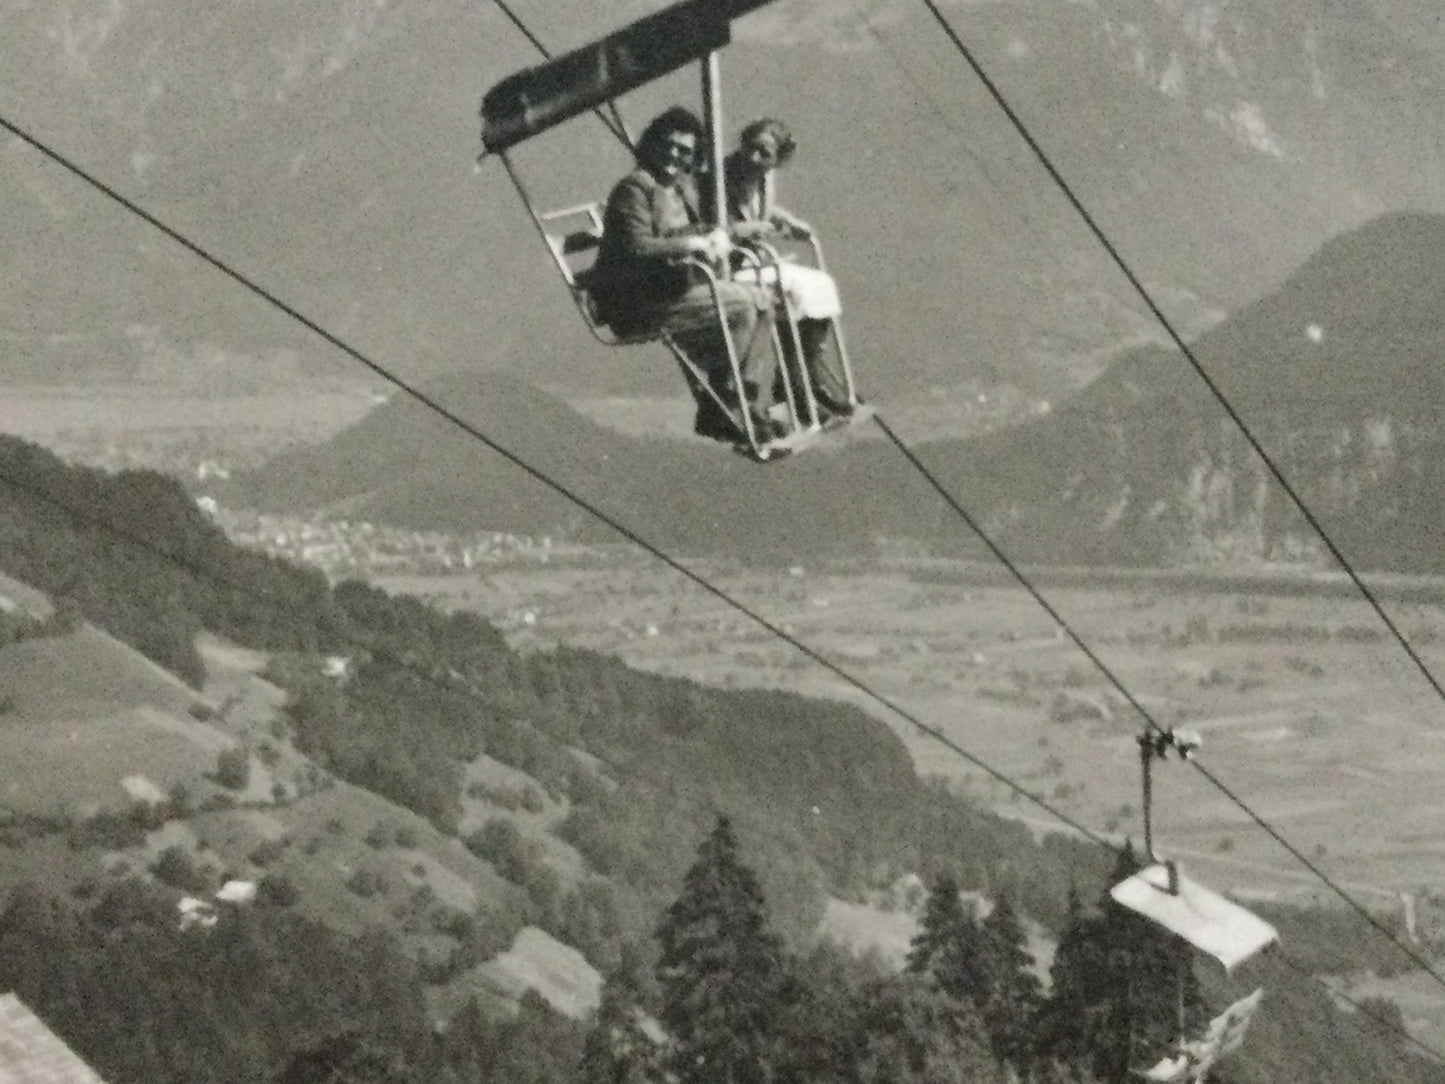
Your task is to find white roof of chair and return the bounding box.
[1110,863,1279,971]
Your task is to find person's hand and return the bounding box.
[730,219,774,242]
[704,227,732,261]
[687,228,731,263]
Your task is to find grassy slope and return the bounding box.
[0,623,217,821]
[0,515,1433,1082]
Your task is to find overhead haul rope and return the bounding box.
[913,0,1445,710]
[834,0,1445,993]
[5,23,1441,991]
[3,106,1442,1049]
[0,110,1105,851]
[1272,947,1445,1072]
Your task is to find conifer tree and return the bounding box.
[655,816,785,1084]
[582,949,665,1084]
[906,872,984,1005]
[906,873,961,976]
[1033,884,1096,1070]
[977,895,1043,1071]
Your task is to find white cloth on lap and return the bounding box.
[737,260,841,320]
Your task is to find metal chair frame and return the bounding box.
[739,233,863,417]
[525,193,806,460]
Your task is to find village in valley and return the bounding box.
[204,503,584,578]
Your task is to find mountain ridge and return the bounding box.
[231,210,1445,573]
[950,209,1445,569]
[3,0,1442,394]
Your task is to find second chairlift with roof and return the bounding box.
[1112,727,1279,1083]
[479,0,868,461]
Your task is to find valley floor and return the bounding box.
[371,555,1445,912]
[366,550,1445,1045]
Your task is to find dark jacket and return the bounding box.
[592,168,702,331]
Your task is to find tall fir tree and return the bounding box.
[1033,884,1100,1071]
[977,895,1043,1072]
[906,873,984,1005]
[655,816,786,1084]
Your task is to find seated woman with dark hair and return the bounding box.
[591,106,781,441]
[716,117,854,422]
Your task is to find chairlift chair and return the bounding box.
[520,191,817,460]
[1110,728,1279,1080]
[479,0,865,461]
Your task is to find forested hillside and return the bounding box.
[0,434,1437,1083]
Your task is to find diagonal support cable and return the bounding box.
[870,410,1445,992]
[916,0,1445,709]
[0,109,1098,849]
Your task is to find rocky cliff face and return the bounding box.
[958,211,1445,571]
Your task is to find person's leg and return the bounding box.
[666,283,778,431]
[729,282,777,418]
[798,318,852,413]
[772,264,849,414]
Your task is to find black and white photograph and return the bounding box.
[2,1,1445,1080]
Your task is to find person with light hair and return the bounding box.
[716,117,853,422]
